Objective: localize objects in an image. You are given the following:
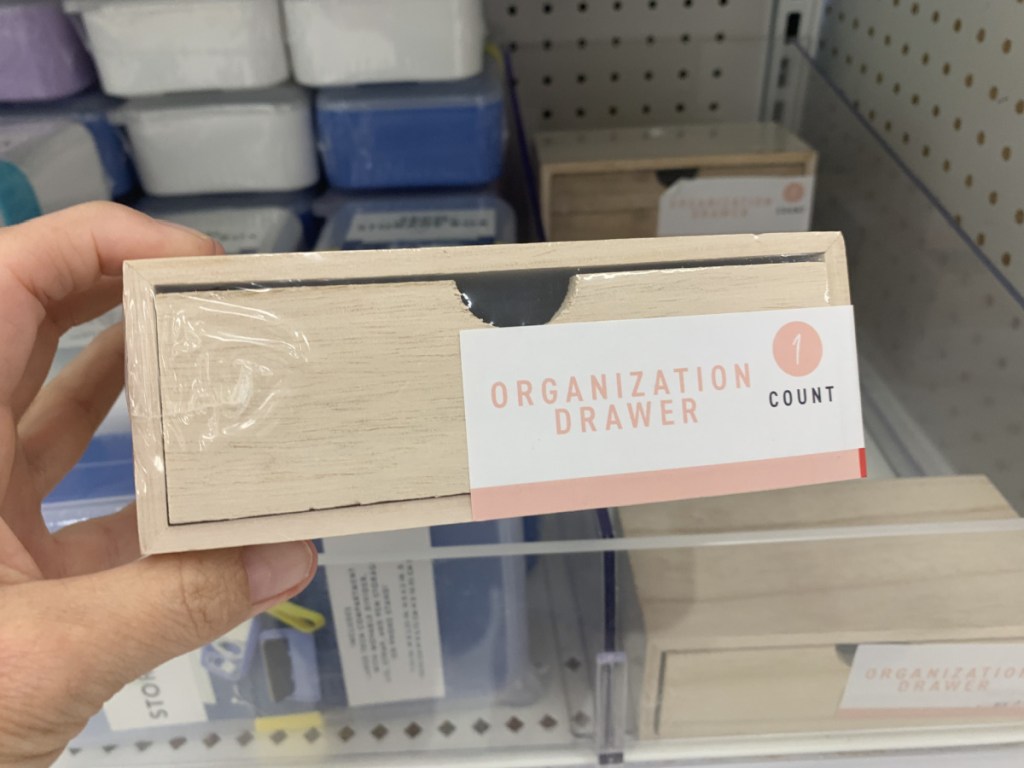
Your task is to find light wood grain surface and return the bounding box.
[535,123,817,240]
[126,233,848,553]
[618,476,1024,738]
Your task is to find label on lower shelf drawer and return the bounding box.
[841,643,1024,715]
[460,305,865,521]
[345,209,497,246]
[324,529,445,706]
[657,174,815,237]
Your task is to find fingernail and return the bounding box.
[155,218,225,255]
[243,541,316,606]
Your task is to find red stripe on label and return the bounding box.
[470,449,864,521]
[859,447,868,478]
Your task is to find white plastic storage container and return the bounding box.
[0,0,96,101]
[114,87,319,197]
[1,119,110,225]
[63,0,290,97]
[282,0,485,87]
[137,196,307,254]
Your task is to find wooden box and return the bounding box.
[536,122,817,242]
[124,232,849,554]
[616,476,1024,740]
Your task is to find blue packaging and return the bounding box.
[315,190,516,250]
[0,90,136,198]
[316,58,505,190]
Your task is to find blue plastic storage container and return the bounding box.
[315,58,505,190]
[0,90,136,198]
[315,190,516,250]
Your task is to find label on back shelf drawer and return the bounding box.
[657,175,815,236]
[324,529,445,706]
[460,305,865,521]
[841,644,1024,716]
[345,209,497,246]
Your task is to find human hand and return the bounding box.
[0,203,317,767]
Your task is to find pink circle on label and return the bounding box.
[773,321,823,376]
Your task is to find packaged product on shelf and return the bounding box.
[113,86,319,196]
[62,0,290,98]
[0,0,96,102]
[535,122,817,241]
[137,194,311,254]
[123,232,864,554]
[282,0,486,87]
[316,58,505,190]
[614,476,1024,739]
[0,89,135,197]
[315,190,516,250]
[0,119,111,226]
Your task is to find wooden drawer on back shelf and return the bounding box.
[536,122,817,241]
[615,476,1024,740]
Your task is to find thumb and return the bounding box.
[8,541,317,724]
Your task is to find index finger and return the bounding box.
[0,202,223,402]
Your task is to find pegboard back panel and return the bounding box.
[792,45,1024,511]
[484,1,778,131]
[816,0,1024,296]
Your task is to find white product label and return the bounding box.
[657,175,815,236]
[103,654,209,731]
[324,528,445,706]
[460,305,864,521]
[161,208,278,254]
[841,644,1024,715]
[345,209,497,245]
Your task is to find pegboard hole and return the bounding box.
[1016,209,1024,225]
[542,109,552,120]
[542,75,552,85]
[613,0,622,9]
[965,174,974,188]
[902,43,910,55]
[977,130,986,145]
[977,233,987,246]
[611,36,621,46]
[577,1,587,10]
[893,82,901,94]
[911,93,919,104]
[507,4,517,15]
[931,10,940,22]
[643,70,654,81]
[678,68,689,79]
[1003,146,1013,161]
[868,26,875,37]
[943,159,951,172]
[910,2,919,14]
[884,120,892,132]
[953,18,962,32]
[576,73,586,84]
[922,144,931,157]
[953,117,962,130]
[1017,99,1024,114]
[977,28,987,43]
[901,131,910,144]
[712,68,722,78]
[884,34,891,45]
[964,73,974,87]
[990,191,999,205]
[932,105,940,116]
[575,107,586,118]
[675,103,685,113]
[1003,39,1013,54]
[921,52,930,64]
[715,32,726,42]
[609,71,619,82]
[608,106,617,116]
[709,102,719,112]
[875,72,884,84]
[942,62,950,75]
[990,86,999,100]
[868,109,876,120]
[1003,253,1013,267]
[645,34,656,45]
[641,104,651,114]
[543,2,552,12]
[680,33,691,43]
[577,37,588,49]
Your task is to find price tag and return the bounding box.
[459,305,864,520]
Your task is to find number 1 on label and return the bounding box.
[792,333,802,366]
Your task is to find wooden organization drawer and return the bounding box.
[617,476,1024,739]
[535,123,817,242]
[125,232,848,553]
